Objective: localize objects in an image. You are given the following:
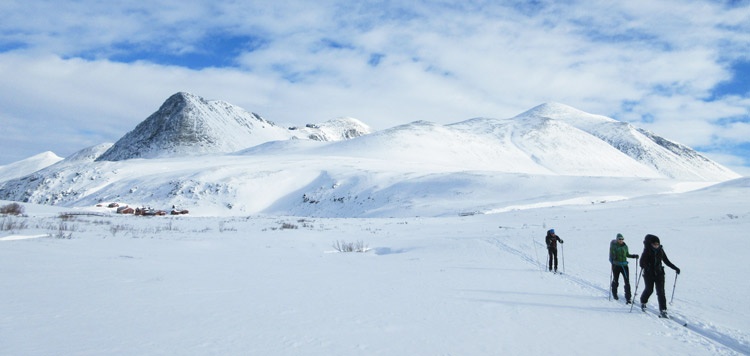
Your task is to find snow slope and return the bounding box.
[0,151,61,181]
[0,146,693,217]
[1,176,748,355]
[516,103,741,181]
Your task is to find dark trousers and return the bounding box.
[547,249,558,271]
[611,264,631,300]
[640,269,667,311]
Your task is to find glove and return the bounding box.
[675,267,681,275]
[633,254,639,259]
[559,239,564,244]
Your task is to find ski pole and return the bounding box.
[608,266,613,301]
[632,257,641,290]
[561,242,565,273]
[670,273,678,305]
[629,264,642,313]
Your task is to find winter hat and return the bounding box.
[616,233,624,240]
[644,234,660,246]
[548,229,555,234]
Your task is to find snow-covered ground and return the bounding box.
[2,176,748,355]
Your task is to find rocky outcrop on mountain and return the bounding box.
[289,117,373,141]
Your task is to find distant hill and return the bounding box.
[309,103,739,180]
[513,103,740,181]
[0,151,62,182]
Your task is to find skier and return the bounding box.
[640,234,680,317]
[609,233,638,303]
[545,229,564,272]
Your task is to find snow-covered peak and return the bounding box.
[64,143,114,163]
[289,117,373,141]
[515,102,618,126]
[513,104,740,181]
[96,92,294,161]
[0,151,62,182]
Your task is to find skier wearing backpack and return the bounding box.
[639,234,680,317]
[545,229,564,273]
[609,233,638,303]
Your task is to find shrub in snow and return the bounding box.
[333,240,368,253]
[0,202,25,216]
[1,216,28,232]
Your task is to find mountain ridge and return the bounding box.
[0,95,740,216]
[515,102,739,180]
[96,92,373,161]
[96,92,293,161]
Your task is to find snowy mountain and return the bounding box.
[0,151,62,182]
[96,93,371,161]
[515,103,740,181]
[0,97,741,216]
[310,105,740,180]
[96,92,294,161]
[64,143,114,163]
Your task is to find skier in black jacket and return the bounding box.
[639,234,680,317]
[545,229,564,273]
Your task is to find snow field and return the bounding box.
[2,185,748,355]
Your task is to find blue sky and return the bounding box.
[1,0,749,175]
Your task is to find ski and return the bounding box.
[640,305,688,327]
[664,313,689,327]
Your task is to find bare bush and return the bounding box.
[281,222,298,230]
[219,221,237,232]
[52,230,73,239]
[59,213,76,221]
[333,240,369,253]
[110,224,129,237]
[0,202,25,216]
[57,221,76,232]
[1,216,28,232]
[263,221,302,231]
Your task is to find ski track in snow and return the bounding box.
[486,236,750,355]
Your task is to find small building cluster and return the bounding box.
[97,202,189,216]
